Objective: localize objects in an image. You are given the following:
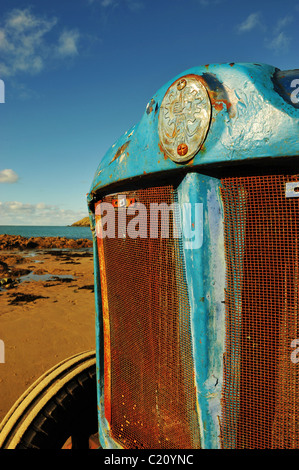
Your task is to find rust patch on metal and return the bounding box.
[208,91,233,115]
[110,141,130,165]
[158,142,168,160]
[111,197,136,208]
[146,98,155,115]
[95,212,112,423]
[200,73,237,118]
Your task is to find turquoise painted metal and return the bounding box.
[88,62,299,449]
[88,62,299,204]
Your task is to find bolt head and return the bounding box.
[177,79,187,91]
[177,143,188,156]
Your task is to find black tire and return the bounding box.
[0,350,99,449]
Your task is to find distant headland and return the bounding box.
[71,216,90,227]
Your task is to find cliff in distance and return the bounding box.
[71,216,90,227]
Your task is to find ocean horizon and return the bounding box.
[0,225,92,240]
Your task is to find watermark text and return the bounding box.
[290,79,299,104]
[291,339,299,364]
[95,198,203,249]
[0,79,4,104]
[0,340,4,363]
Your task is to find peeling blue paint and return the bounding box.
[177,173,225,449]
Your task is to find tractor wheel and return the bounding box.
[0,350,99,449]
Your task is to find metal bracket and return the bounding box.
[285,182,299,198]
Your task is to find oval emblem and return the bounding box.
[158,75,211,163]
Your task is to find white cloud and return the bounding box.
[235,11,294,53]
[101,0,116,6]
[57,30,80,57]
[274,15,293,34]
[0,8,56,76]
[237,12,263,33]
[126,0,144,10]
[198,0,222,5]
[0,200,87,225]
[263,14,294,53]
[89,0,143,11]
[0,169,19,183]
[267,31,290,52]
[0,8,81,77]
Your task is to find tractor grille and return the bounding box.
[95,185,200,449]
[220,173,299,449]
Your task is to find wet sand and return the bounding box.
[0,242,96,424]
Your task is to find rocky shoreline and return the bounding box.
[0,234,93,250]
[0,234,93,290]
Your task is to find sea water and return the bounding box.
[0,226,92,240]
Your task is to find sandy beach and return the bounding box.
[0,235,96,424]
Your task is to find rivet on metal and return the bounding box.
[177,79,187,91]
[177,143,188,156]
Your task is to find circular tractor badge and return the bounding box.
[158,75,211,163]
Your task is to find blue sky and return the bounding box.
[0,0,298,225]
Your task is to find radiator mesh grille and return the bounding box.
[220,174,299,449]
[96,185,200,449]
